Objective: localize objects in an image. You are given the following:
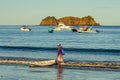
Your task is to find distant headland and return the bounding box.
[40,16,100,26]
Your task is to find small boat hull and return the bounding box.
[29,60,56,67]
[20,25,31,31]
[20,28,31,31]
[71,28,78,32]
[78,30,99,33]
[48,28,54,33]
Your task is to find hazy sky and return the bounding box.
[0,0,120,25]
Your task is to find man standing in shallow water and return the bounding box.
[57,44,64,64]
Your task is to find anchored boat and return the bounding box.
[54,22,71,31]
[20,25,31,31]
[48,28,54,33]
[78,26,100,33]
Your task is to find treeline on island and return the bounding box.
[40,16,100,26]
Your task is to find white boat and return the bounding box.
[29,60,56,67]
[78,26,99,33]
[20,25,31,31]
[54,22,71,31]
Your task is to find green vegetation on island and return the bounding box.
[40,16,100,26]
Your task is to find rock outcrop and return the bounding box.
[40,16,58,26]
[40,16,100,26]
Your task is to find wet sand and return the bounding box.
[62,61,120,69]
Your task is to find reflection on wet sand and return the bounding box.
[57,65,63,80]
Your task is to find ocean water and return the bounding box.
[0,25,120,80]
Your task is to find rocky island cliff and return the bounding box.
[40,16,100,26]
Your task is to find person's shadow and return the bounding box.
[57,65,63,80]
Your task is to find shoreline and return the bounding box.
[0,57,120,69]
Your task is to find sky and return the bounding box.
[0,0,120,25]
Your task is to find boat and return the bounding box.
[48,28,54,33]
[20,25,31,31]
[54,22,71,31]
[78,26,99,33]
[29,59,56,67]
[71,28,78,32]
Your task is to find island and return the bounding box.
[40,16,100,26]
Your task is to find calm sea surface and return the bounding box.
[0,25,120,80]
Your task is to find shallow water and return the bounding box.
[0,25,120,80]
[0,64,120,80]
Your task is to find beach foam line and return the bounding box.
[0,58,120,69]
